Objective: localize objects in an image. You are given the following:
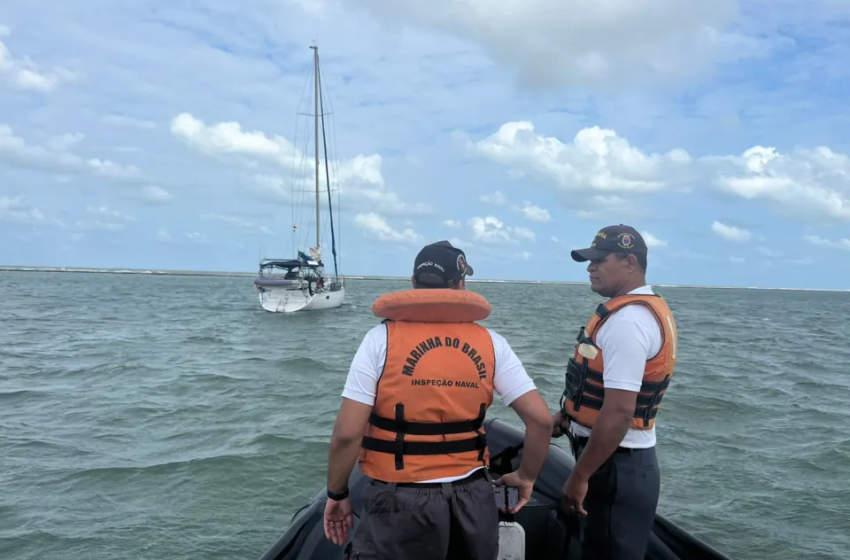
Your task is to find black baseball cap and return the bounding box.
[413,240,474,288]
[571,224,648,262]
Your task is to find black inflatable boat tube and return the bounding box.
[256,418,733,560]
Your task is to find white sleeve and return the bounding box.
[594,308,660,392]
[340,324,387,406]
[488,329,537,406]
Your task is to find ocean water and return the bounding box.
[0,271,848,560]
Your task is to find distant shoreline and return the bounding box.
[0,264,572,284]
[1,264,847,293]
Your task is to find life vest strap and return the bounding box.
[365,403,488,470]
[566,359,671,398]
[361,434,486,456]
[563,358,671,427]
[571,371,671,405]
[563,391,664,424]
[368,409,485,436]
[594,303,611,320]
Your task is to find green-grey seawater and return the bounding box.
[1,272,848,559]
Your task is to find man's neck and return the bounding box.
[612,279,648,298]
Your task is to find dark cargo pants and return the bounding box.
[575,437,661,560]
[345,468,499,560]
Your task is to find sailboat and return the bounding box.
[254,45,346,313]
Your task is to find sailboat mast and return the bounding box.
[312,45,320,252]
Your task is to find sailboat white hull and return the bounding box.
[258,286,345,313]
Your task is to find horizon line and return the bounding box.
[1,264,848,293]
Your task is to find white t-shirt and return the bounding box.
[341,322,537,482]
[570,285,663,449]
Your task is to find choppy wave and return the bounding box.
[1,271,848,560]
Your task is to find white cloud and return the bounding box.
[74,206,137,232]
[156,228,172,242]
[354,0,759,89]
[472,122,691,194]
[575,195,634,220]
[711,221,752,242]
[642,231,667,247]
[713,145,850,222]
[804,234,850,251]
[354,212,424,243]
[87,206,135,223]
[469,216,536,245]
[170,112,301,167]
[0,26,78,91]
[170,112,428,215]
[0,125,139,180]
[137,186,173,204]
[444,219,461,228]
[0,195,63,227]
[480,190,551,222]
[730,256,745,264]
[513,201,551,222]
[472,121,850,224]
[1,197,141,234]
[481,191,507,205]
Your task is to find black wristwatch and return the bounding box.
[327,487,349,501]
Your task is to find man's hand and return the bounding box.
[323,497,354,545]
[562,471,588,516]
[494,471,534,513]
[551,410,570,438]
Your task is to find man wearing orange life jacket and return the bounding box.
[552,225,678,560]
[323,240,553,560]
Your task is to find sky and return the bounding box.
[2,0,850,289]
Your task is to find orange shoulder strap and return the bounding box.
[586,293,667,336]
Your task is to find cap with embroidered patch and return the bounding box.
[570,225,647,262]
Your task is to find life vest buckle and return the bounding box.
[563,358,589,412]
[637,375,670,427]
[394,403,406,470]
[574,326,586,343]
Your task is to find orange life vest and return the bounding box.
[358,288,496,483]
[560,293,677,431]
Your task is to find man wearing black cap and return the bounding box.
[411,239,475,288]
[552,225,679,560]
[323,240,553,560]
